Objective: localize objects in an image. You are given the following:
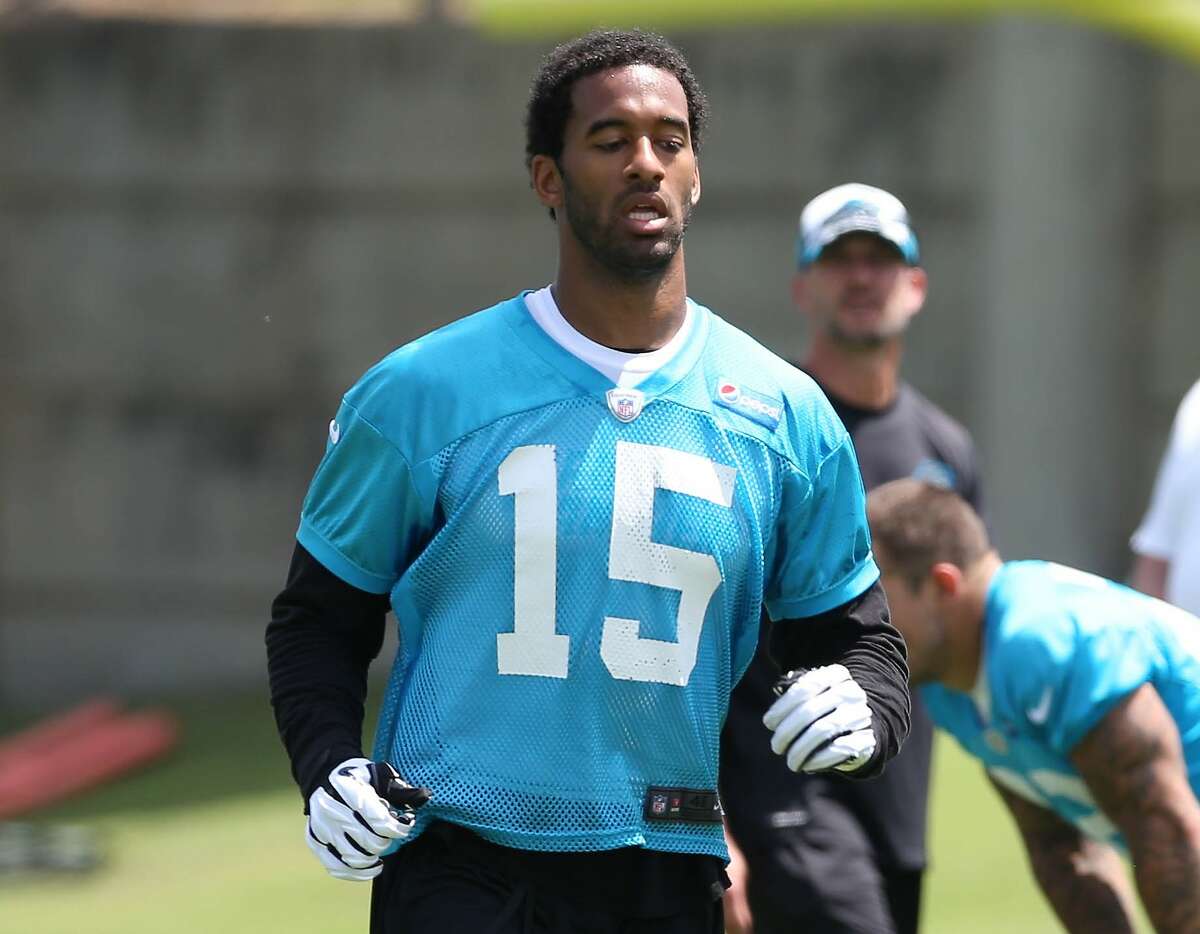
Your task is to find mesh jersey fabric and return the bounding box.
[296,294,878,858]
[923,560,1200,850]
[720,380,982,872]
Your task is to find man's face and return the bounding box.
[876,553,945,685]
[541,64,700,280]
[795,233,927,347]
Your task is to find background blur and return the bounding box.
[4,1,1200,707]
[0,1,1196,931]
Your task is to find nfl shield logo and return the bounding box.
[651,793,669,816]
[606,388,645,423]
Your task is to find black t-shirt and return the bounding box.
[720,380,983,871]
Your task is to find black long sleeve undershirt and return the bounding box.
[769,580,911,779]
[267,544,909,802]
[266,542,388,804]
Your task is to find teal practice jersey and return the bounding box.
[297,294,877,859]
[924,561,1200,849]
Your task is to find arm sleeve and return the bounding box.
[298,397,430,594]
[994,614,1158,756]
[270,378,434,803]
[266,542,388,805]
[764,435,879,620]
[768,579,911,779]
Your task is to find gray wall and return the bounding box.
[2,17,1197,706]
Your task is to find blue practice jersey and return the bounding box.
[297,294,877,859]
[924,560,1200,849]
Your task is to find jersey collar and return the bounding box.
[501,290,711,400]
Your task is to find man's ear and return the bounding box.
[530,155,564,213]
[690,164,701,207]
[904,265,929,316]
[930,562,963,598]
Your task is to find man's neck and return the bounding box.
[944,552,1003,693]
[552,250,688,352]
[802,335,903,410]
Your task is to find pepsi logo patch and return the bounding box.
[606,388,646,423]
[714,378,782,430]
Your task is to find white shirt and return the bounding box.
[523,286,694,388]
[1131,378,1200,615]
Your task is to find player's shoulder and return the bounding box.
[354,297,520,389]
[989,562,1081,647]
[339,294,553,459]
[984,562,1082,688]
[699,305,849,462]
[702,309,810,390]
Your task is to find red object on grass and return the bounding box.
[0,699,123,772]
[0,701,180,819]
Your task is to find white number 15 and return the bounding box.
[496,440,736,687]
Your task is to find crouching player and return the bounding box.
[866,478,1200,933]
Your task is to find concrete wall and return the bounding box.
[2,17,1197,706]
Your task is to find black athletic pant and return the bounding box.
[740,787,922,934]
[748,866,921,934]
[371,822,726,934]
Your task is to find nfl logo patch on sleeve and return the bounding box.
[606,388,646,423]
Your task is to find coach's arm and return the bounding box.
[992,778,1139,932]
[1072,683,1200,934]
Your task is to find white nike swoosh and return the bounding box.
[1027,686,1053,725]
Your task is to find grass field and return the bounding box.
[0,691,1079,933]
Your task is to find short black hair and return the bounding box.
[867,479,991,590]
[524,29,709,170]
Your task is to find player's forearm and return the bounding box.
[768,580,911,778]
[1027,839,1138,933]
[995,781,1138,932]
[1071,684,1200,933]
[266,543,388,801]
[1126,809,1200,933]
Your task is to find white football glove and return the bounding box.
[306,758,430,882]
[763,665,876,774]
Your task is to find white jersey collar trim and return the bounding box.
[523,285,694,389]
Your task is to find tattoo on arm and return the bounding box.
[1073,683,1200,934]
[991,777,1138,932]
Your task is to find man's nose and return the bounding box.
[625,137,665,183]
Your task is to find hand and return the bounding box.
[763,665,875,774]
[306,757,431,881]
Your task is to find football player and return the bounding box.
[267,29,911,934]
[869,478,1200,933]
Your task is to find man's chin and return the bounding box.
[601,240,679,279]
[830,323,904,348]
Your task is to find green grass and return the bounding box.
[0,692,1130,933]
[0,693,367,934]
[925,739,1061,932]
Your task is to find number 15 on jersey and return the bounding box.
[497,440,737,688]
